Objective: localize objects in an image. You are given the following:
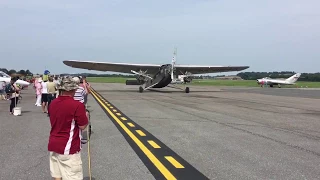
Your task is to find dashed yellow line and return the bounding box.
[110,106,113,108]
[127,123,135,127]
[113,109,117,112]
[136,130,146,136]
[90,90,176,180]
[148,140,161,148]
[116,113,121,116]
[121,117,127,121]
[165,156,185,168]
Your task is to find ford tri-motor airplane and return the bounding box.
[257,73,301,88]
[0,71,30,86]
[63,49,249,93]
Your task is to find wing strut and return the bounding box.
[139,81,161,93]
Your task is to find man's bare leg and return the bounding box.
[53,177,62,180]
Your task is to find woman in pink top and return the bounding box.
[35,79,42,106]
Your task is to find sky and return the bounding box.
[0,0,319,75]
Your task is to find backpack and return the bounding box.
[5,84,15,94]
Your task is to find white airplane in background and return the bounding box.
[63,48,249,93]
[257,73,301,88]
[0,71,30,86]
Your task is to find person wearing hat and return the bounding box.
[72,76,86,103]
[47,77,88,180]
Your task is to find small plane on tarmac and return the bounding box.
[63,48,249,93]
[0,71,30,86]
[257,73,301,88]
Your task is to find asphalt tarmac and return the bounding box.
[1,84,320,180]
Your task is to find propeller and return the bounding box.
[179,70,193,83]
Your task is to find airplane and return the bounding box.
[63,48,249,93]
[0,71,30,86]
[257,73,301,88]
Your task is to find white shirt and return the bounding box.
[41,82,48,94]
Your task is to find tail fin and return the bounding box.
[286,73,301,83]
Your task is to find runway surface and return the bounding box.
[1,83,320,179]
[222,87,320,99]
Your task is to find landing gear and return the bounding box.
[185,87,190,93]
[139,86,144,93]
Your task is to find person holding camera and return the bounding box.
[5,77,20,115]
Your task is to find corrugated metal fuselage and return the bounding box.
[144,64,173,88]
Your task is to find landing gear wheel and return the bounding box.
[185,87,190,93]
[139,86,144,93]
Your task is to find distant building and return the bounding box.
[214,75,243,80]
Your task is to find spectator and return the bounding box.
[48,77,88,180]
[72,77,86,103]
[73,76,91,144]
[7,77,20,115]
[41,79,49,113]
[46,77,56,116]
[0,81,6,100]
[53,76,60,98]
[35,78,42,106]
[82,76,90,105]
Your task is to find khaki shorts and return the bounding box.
[49,152,83,179]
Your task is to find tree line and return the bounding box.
[236,71,320,82]
[0,68,33,76]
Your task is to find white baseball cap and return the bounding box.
[72,77,80,84]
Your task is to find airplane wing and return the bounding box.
[63,60,161,74]
[63,60,249,75]
[175,65,250,74]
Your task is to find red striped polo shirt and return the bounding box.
[48,95,88,155]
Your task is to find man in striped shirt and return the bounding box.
[72,76,91,144]
[72,77,86,103]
